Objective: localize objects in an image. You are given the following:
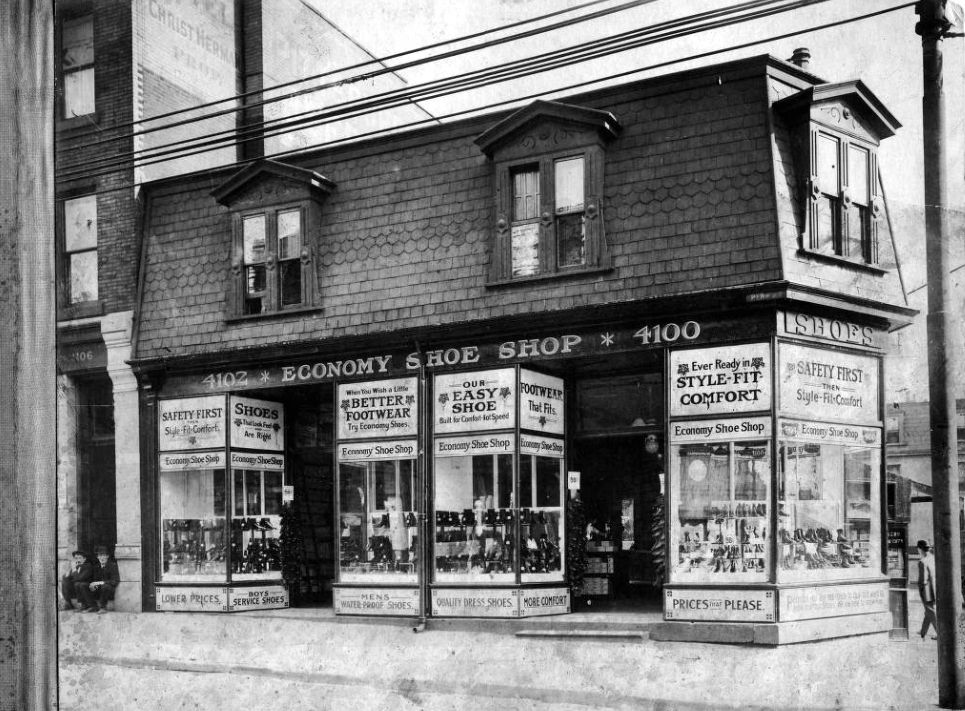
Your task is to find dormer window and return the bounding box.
[212,160,334,319]
[775,80,900,269]
[476,100,620,284]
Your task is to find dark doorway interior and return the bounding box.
[76,374,116,554]
[574,435,663,605]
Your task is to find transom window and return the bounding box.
[61,15,95,118]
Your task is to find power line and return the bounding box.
[58,0,820,180]
[64,1,915,195]
[59,0,652,144]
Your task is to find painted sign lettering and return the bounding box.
[778,344,879,424]
[229,396,284,452]
[784,312,878,349]
[433,369,515,434]
[158,395,226,451]
[336,377,418,440]
[518,369,565,435]
[669,343,772,417]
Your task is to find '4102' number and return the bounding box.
[201,370,249,389]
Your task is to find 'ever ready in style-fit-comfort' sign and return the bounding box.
[669,343,772,418]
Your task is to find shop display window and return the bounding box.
[434,453,516,583]
[670,440,770,583]
[231,468,283,580]
[778,439,880,581]
[518,452,564,582]
[160,468,227,582]
[338,458,417,583]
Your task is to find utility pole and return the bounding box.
[0,1,57,709]
[916,0,965,707]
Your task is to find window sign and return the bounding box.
[519,370,565,435]
[229,396,284,451]
[160,450,226,471]
[435,434,515,458]
[229,451,285,470]
[519,434,565,459]
[159,396,226,451]
[337,377,418,440]
[433,368,515,434]
[778,343,879,424]
[338,440,417,462]
[669,343,771,417]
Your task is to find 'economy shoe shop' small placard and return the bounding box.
[227,584,289,612]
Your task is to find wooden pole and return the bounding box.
[916,0,965,707]
[0,1,57,709]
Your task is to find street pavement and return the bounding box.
[58,596,939,710]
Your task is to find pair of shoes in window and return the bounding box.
[96,608,108,615]
[81,607,98,613]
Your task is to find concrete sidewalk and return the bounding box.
[58,600,938,710]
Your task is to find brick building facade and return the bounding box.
[130,54,914,643]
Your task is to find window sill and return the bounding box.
[486,265,613,288]
[225,305,324,324]
[797,249,887,275]
[56,112,100,134]
[58,299,105,321]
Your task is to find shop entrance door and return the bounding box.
[574,436,663,604]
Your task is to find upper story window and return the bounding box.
[813,131,876,262]
[62,194,98,304]
[476,100,621,284]
[775,80,900,270]
[212,160,334,320]
[61,14,95,118]
[239,207,305,315]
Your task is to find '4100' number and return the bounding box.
[634,321,700,345]
[201,371,249,389]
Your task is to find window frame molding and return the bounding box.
[476,100,620,286]
[58,10,96,120]
[212,160,335,322]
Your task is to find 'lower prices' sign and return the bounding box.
[665,588,774,622]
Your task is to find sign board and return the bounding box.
[431,588,520,617]
[778,343,879,424]
[229,396,284,451]
[782,312,879,350]
[669,416,772,443]
[567,471,581,490]
[519,588,570,617]
[519,369,565,435]
[337,440,417,462]
[887,525,907,579]
[282,485,294,503]
[433,369,515,433]
[664,588,775,622]
[227,584,289,612]
[156,585,227,612]
[229,451,285,471]
[777,419,881,447]
[334,587,420,616]
[336,377,418,440]
[159,450,226,472]
[158,396,226,451]
[57,339,107,373]
[519,434,565,459]
[434,434,515,458]
[669,343,771,417]
[779,583,888,622]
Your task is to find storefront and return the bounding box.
[140,305,892,640]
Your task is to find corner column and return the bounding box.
[101,310,142,610]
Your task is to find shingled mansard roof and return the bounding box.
[132,54,912,363]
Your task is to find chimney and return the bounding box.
[789,47,811,71]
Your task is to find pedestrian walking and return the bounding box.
[917,539,937,640]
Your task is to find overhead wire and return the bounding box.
[58,0,822,180]
[58,0,808,175]
[59,1,916,193]
[59,0,657,143]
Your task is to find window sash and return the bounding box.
[69,250,98,303]
[554,156,584,214]
[64,195,97,252]
[512,167,540,221]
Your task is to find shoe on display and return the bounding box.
[96,608,108,614]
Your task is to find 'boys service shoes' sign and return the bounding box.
[669,343,772,417]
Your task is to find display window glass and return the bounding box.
[231,468,283,580]
[669,420,771,583]
[160,468,227,582]
[338,456,417,583]
[434,444,516,584]
[518,451,564,582]
[777,422,881,581]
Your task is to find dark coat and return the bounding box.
[93,558,120,587]
[65,560,95,585]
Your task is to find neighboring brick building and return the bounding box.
[131,53,914,644]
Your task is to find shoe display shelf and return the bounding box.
[583,541,615,598]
